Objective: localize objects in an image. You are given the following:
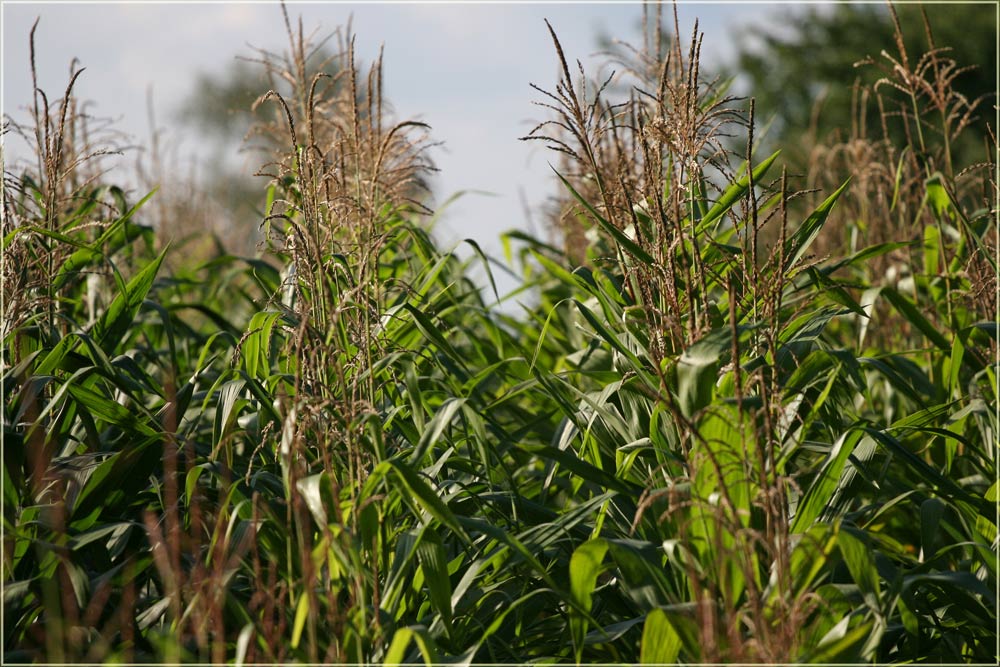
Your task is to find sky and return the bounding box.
[2,1,790,296]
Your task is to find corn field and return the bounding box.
[2,3,997,664]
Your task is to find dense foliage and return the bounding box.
[729,1,996,170]
[3,5,996,664]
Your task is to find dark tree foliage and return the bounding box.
[174,42,353,253]
[178,59,267,145]
[729,2,996,170]
[173,59,275,254]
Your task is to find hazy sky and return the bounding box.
[3,1,787,295]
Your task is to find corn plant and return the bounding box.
[2,3,995,664]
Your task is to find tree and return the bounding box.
[171,58,274,255]
[172,28,360,255]
[729,2,996,172]
[172,26,435,257]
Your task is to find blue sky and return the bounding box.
[3,1,790,294]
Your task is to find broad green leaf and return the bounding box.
[784,179,850,271]
[569,539,609,661]
[53,189,157,290]
[573,299,654,386]
[290,592,309,649]
[34,248,166,375]
[838,528,881,614]
[879,286,951,351]
[690,404,758,602]
[382,626,439,666]
[975,480,998,542]
[517,441,637,494]
[415,528,453,634]
[923,224,941,276]
[400,303,469,379]
[243,310,282,380]
[804,618,875,663]
[791,429,865,533]
[826,241,911,273]
[553,167,655,265]
[296,473,333,528]
[409,397,466,464]
[919,497,946,561]
[91,247,168,356]
[677,327,729,419]
[65,382,157,437]
[701,150,781,229]
[786,523,839,599]
[380,461,470,544]
[639,608,682,664]
[924,173,953,221]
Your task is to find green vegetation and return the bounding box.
[729,1,995,171]
[3,5,996,664]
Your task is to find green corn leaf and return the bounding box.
[517,441,637,494]
[700,150,781,230]
[529,297,573,372]
[919,497,946,561]
[975,481,998,542]
[380,460,470,544]
[569,539,609,661]
[677,327,729,419]
[784,179,850,272]
[401,303,469,378]
[455,516,559,590]
[213,379,247,448]
[415,527,453,634]
[640,608,683,664]
[863,425,986,512]
[826,241,911,273]
[53,189,157,290]
[409,397,466,464]
[838,528,881,614]
[791,429,865,533]
[243,310,282,380]
[532,249,591,291]
[462,238,501,303]
[95,247,167,355]
[925,173,998,274]
[290,592,309,649]
[382,625,440,666]
[71,434,163,520]
[923,224,941,276]
[879,286,951,351]
[66,382,156,437]
[33,249,165,375]
[296,473,334,528]
[924,173,954,221]
[889,147,909,212]
[803,267,868,318]
[552,167,655,265]
[787,523,840,599]
[804,618,876,663]
[573,299,652,385]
